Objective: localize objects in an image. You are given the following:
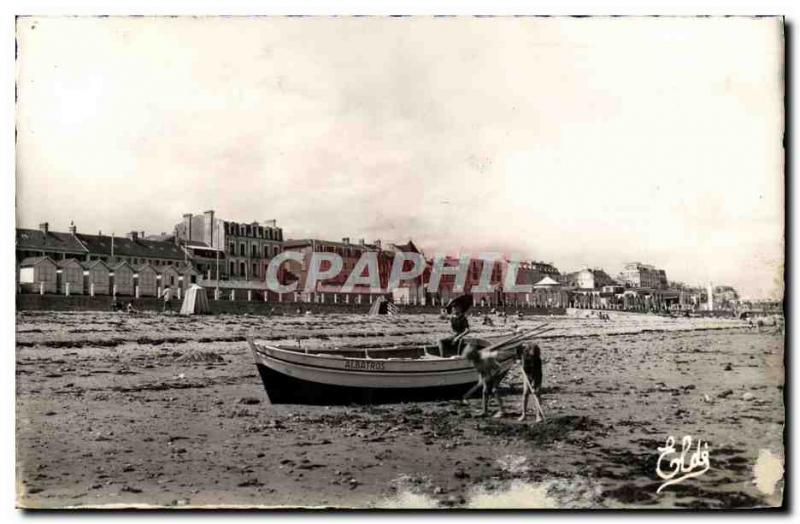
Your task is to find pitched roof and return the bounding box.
[178,263,199,274]
[145,233,175,242]
[56,258,83,268]
[80,260,110,270]
[110,261,133,271]
[16,229,87,254]
[132,263,158,272]
[75,234,185,261]
[20,256,56,267]
[392,240,420,253]
[283,238,371,250]
[534,276,561,287]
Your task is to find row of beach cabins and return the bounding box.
[18,256,200,297]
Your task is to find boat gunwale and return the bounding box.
[253,348,490,377]
[249,333,516,363]
[250,339,466,363]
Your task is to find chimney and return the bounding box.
[342,237,350,244]
[359,238,365,246]
[183,213,193,242]
[128,231,139,241]
[203,210,214,246]
[140,231,145,238]
[68,221,76,235]
[39,222,49,234]
[263,219,277,227]
[374,239,381,249]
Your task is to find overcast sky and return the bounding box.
[16,17,783,298]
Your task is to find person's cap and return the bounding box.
[445,294,473,313]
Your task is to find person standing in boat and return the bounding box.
[438,295,472,357]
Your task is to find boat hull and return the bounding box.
[255,362,478,404]
[249,337,515,405]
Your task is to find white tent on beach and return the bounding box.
[180,284,210,315]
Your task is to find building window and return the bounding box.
[252,245,257,258]
[240,262,246,277]
[264,246,269,258]
[240,244,245,257]
[230,242,235,255]
[230,261,235,275]
[252,263,257,277]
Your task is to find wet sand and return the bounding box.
[16,311,784,508]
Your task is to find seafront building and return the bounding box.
[618,262,668,289]
[15,217,740,312]
[16,222,187,267]
[280,237,424,305]
[16,222,194,297]
[460,259,568,309]
[172,210,284,282]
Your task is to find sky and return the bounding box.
[15,16,784,299]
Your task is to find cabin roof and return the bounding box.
[109,261,133,271]
[20,256,56,267]
[75,234,186,260]
[56,258,83,268]
[16,229,87,254]
[80,260,110,270]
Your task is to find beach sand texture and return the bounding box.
[16,311,784,509]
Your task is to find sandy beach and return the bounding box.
[15,311,784,509]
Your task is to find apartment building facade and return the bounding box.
[619,262,668,289]
[279,237,400,303]
[174,210,284,281]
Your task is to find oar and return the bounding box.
[492,327,555,358]
[482,327,553,359]
[477,323,548,346]
[481,326,547,354]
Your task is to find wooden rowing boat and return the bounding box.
[247,334,519,405]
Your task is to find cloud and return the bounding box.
[16,16,784,298]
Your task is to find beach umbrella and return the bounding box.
[446,294,474,313]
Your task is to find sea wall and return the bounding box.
[15,294,566,316]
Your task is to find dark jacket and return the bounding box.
[450,313,469,334]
